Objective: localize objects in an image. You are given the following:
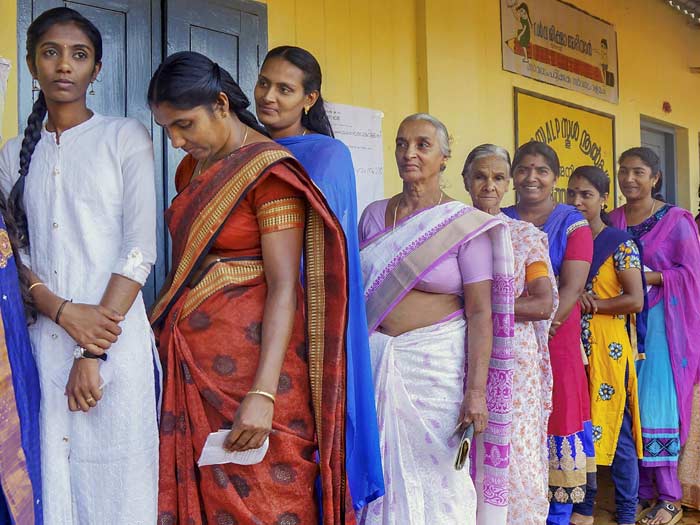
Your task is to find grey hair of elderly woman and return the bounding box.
[462,144,512,179]
[400,113,452,159]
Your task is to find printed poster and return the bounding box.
[0,59,11,143]
[501,0,619,103]
[325,102,384,219]
[515,89,616,207]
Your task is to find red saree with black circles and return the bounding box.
[150,142,351,525]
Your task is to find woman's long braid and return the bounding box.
[4,91,46,320]
[11,91,47,249]
[0,192,35,320]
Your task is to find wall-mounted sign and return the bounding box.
[514,88,616,207]
[325,102,384,218]
[0,58,10,143]
[501,0,619,104]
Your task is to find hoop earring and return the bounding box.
[32,78,40,92]
[89,82,96,96]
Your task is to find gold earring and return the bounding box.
[89,82,95,96]
[303,106,309,116]
[32,78,40,92]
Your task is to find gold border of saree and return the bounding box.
[0,311,35,523]
[180,260,265,320]
[150,149,290,325]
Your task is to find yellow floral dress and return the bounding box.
[582,239,643,465]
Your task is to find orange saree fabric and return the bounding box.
[151,142,350,525]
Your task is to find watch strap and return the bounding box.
[82,349,107,361]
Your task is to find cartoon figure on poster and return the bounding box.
[500,0,619,104]
[508,1,533,63]
[597,39,615,87]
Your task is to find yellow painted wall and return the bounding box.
[265,0,421,197]
[4,0,699,213]
[0,0,18,146]
[265,0,700,213]
[419,0,700,210]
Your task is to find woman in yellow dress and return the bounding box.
[566,166,645,525]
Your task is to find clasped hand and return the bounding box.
[578,290,598,315]
[61,303,124,412]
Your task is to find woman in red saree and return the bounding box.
[148,51,351,525]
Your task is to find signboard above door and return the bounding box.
[501,0,619,104]
[514,88,617,208]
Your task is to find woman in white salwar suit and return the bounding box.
[0,7,158,524]
[357,114,515,525]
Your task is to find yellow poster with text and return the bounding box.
[515,89,616,208]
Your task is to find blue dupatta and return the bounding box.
[0,214,42,525]
[276,134,385,510]
[588,226,649,357]
[503,203,588,276]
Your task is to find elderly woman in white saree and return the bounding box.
[357,114,515,525]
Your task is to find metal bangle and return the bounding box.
[246,389,276,404]
[54,299,71,325]
[28,282,46,293]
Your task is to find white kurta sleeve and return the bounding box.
[0,137,32,269]
[112,120,157,285]
[0,137,21,197]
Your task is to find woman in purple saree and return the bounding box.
[609,147,700,525]
[357,115,515,525]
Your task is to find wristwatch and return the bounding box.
[73,345,107,361]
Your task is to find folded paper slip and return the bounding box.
[197,430,269,467]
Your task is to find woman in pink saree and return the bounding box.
[463,144,557,525]
[357,115,515,525]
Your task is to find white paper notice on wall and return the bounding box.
[325,102,384,219]
[0,58,11,143]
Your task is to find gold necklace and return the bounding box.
[592,224,607,239]
[625,198,657,224]
[648,199,657,219]
[392,191,444,230]
[194,126,249,179]
[516,198,556,227]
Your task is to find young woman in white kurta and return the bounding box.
[0,7,158,524]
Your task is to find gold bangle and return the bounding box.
[28,282,46,292]
[246,389,276,404]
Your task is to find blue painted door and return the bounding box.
[18,0,268,305]
[163,0,268,258]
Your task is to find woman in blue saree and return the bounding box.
[0,202,42,525]
[503,142,594,525]
[254,45,384,510]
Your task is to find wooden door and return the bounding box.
[18,0,164,304]
[164,0,267,251]
[641,124,677,204]
[18,0,268,303]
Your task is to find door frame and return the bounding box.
[17,0,268,303]
[17,0,165,302]
[640,117,677,204]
